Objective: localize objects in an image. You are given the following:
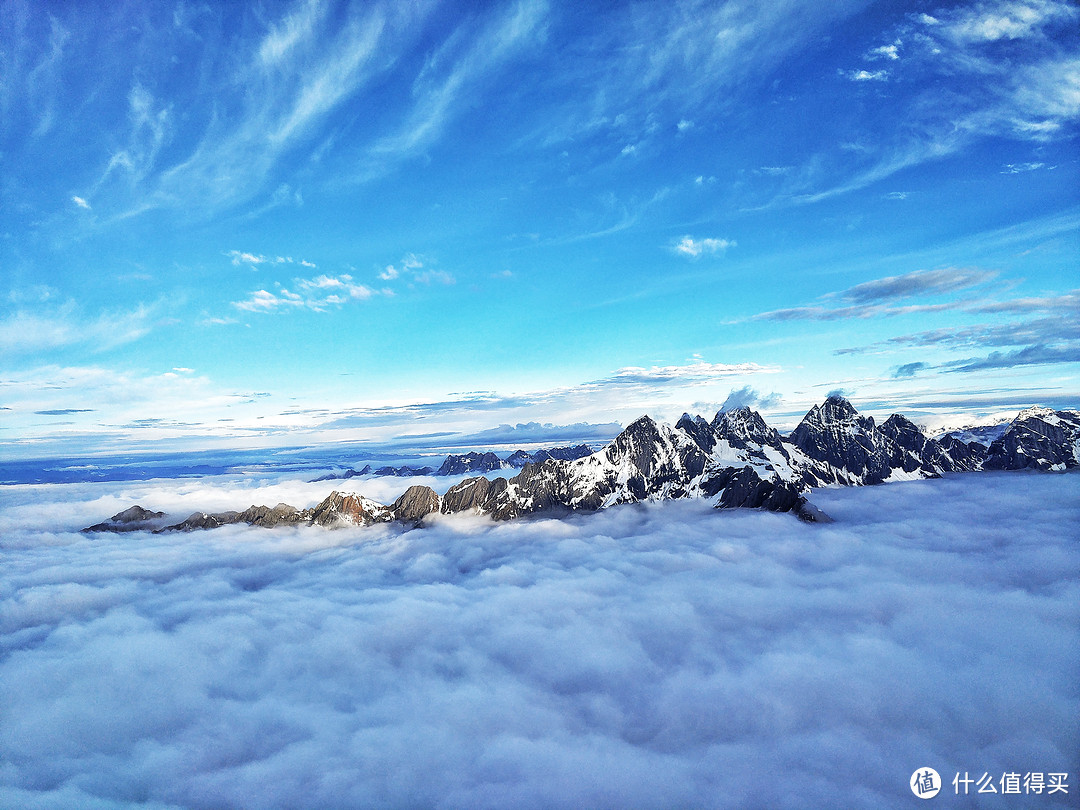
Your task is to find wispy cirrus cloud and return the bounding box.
[762,1,1080,207]
[945,343,1080,372]
[752,267,997,321]
[0,300,157,354]
[839,311,1080,355]
[838,267,997,304]
[362,0,549,173]
[601,360,775,388]
[836,291,1080,374]
[63,2,431,221]
[533,0,874,150]
[935,0,1078,44]
[377,254,455,287]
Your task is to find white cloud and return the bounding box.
[71,195,90,209]
[676,118,693,132]
[672,235,735,258]
[867,42,900,60]
[233,273,376,313]
[606,360,776,386]
[0,471,1075,807]
[380,253,433,283]
[0,301,156,354]
[843,68,889,81]
[1001,161,1047,173]
[228,250,268,267]
[233,288,305,312]
[228,251,318,269]
[938,0,1078,43]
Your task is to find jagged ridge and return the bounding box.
[86,398,1080,534]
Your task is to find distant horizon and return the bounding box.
[3,391,1072,473]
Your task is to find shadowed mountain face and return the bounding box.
[86,398,1079,533]
[983,407,1080,471]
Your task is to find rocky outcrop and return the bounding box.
[441,476,507,514]
[983,407,1080,471]
[85,399,1077,535]
[310,465,372,482]
[235,503,308,528]
[162,511,241,532]
[788,396,896,485]
[310,446,594,482]
[82,505,166,533]
[374,465,434,477]
[310,492,389,527]
[676,413,717,453]
[390,485,440,526]
[437,452,508,476]
[938,434,986,471]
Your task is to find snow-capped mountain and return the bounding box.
[983,406,1080,471]
[935,421,1010,447]
[85,398,1079,533]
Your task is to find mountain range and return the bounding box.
[84,397,1080,533]
[309,444,594,481]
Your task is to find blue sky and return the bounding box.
[1,0,1078,459]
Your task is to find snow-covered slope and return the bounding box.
[85,399,1079,533]
[983,406,1080,471]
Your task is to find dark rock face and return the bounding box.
[235,503,307,528]
[310,465,372,482]
[677,413,716,453]
[375,465,434,477]
[716,466,800,511]
[441,476,507,513]
[162,511,241,532]
[713,407,784,451]
[938,435,987,471]
[983,407,1080,471]
[82,505,166,533]
[505,460,577,515]
[878,413,952,474]
[545,445,593,462]
[82,400,1078,535]
[505,450,534,467]
[789,395,894,485]
[600,415,708,499]
[391,485,440,525]
[506,445,593,468]
[438,452,506,476]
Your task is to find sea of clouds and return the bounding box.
[1,470,1078,809]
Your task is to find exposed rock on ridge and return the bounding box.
[86,399,1079,534]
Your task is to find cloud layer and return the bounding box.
[1,470,1077,808]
